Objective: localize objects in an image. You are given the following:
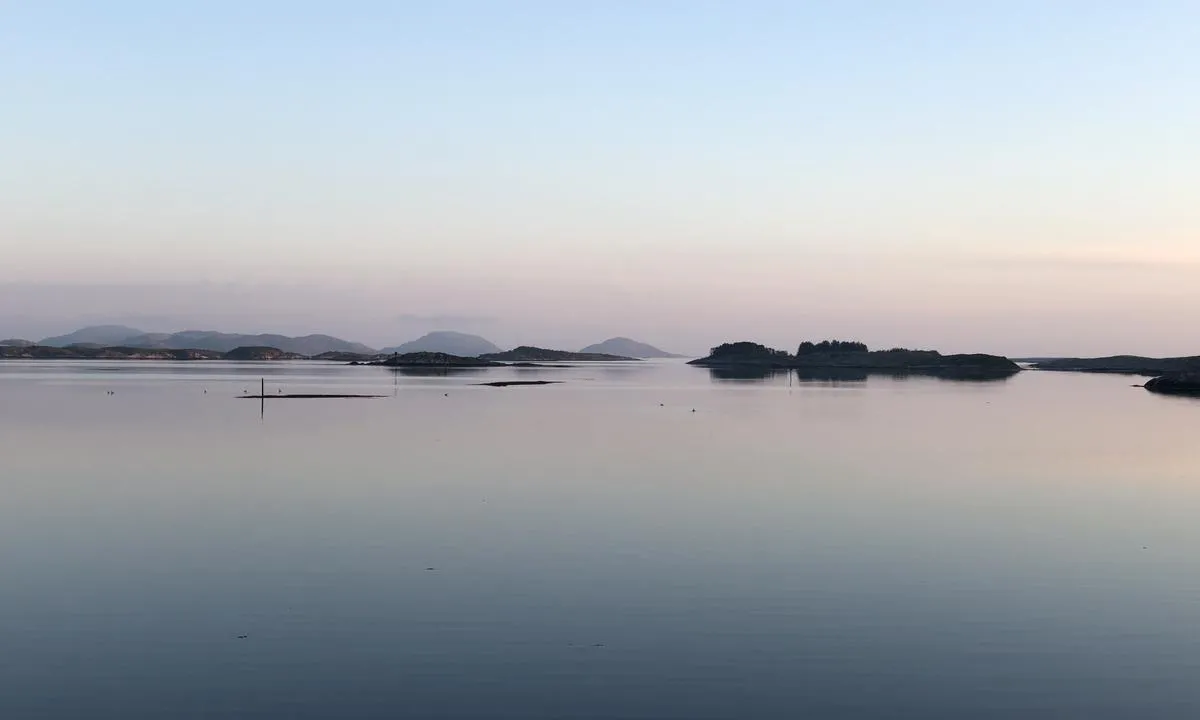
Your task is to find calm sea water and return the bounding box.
[2,359,1199,719]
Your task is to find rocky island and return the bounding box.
[1143,372,1200,396]
[689,340,1020,379]
[369,352,501,368]
[479,346,639,362]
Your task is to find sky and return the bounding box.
[3,1,1199,355]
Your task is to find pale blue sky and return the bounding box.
[3,1,1198,354]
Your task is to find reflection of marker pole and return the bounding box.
[261,377,265,418]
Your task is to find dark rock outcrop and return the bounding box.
[1144,372,1200,396]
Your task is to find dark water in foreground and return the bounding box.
[2,360,1199,719]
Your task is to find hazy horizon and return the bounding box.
[5,2,1198,357]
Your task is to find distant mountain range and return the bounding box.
[380,333,680,358]
[121,331,375,356]
[23,325,681,360]
[39,325,146,347]
[578,337,684,358]
[380,331,500,357]
[38,326,375,356]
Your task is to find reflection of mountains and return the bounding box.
[708,367,1018,383]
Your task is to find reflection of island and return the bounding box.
[722,367,873,382]
[692,340,1020,380]
[708,366,1016,384]
[387,366,490,377]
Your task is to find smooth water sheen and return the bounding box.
[2,360,1199,719]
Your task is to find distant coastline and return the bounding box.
[0,345,629,367]
[11,327,1200,399]
[0,345,313,361]
[1027,356,1200,376]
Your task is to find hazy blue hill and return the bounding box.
[578,337,684,358]
[0,338,34,347]
[124,332,174,346]
[40,325,144,347]
[123,331,376,356]
[381,331,501,357]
